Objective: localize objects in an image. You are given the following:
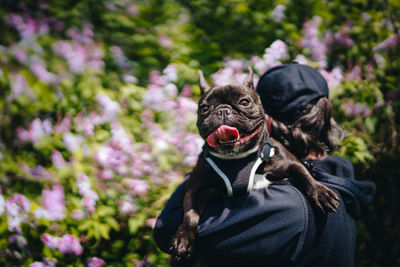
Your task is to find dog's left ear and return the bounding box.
[198,70,211,95]
[243,67,254,89]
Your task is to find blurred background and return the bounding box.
[0,0,399,266]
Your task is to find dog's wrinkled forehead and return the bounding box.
[202,85,258,104]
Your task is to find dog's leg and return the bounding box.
[170,186,219,265]
[288,162,340,213]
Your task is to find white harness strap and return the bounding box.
[205,156,233,197]
[205,147,275,197]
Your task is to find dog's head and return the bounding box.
[197,69,266,159]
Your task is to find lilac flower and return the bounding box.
[97,93,121,121]
[293,55,309,65]
[211,67,234,86]
[149,71,166,86]
[30,165,51,178]
[63,132,83,152]
[158,34,173,48]
[88,257,106,267]
[146,218,156,229]
[71,209,85,220]
[250,40,289,75]
[344,63,362,81]
[9,234,27,248]
[31,60,57,84]
[99,169,114,180]
[51,150,67,168]
[8,74,28,102]
[342,102,372,117]
[37,185,66,221]
[77,174,99,212]
[54,115,71,134]
[319,67,343,89]
[124,179,149,195]
[142,84,176,111]
[263,40,289,67]
[29,259,56,267]
[5,193,31,232]
[301,16,328,68]
[180,133,204,166]
[333,26,354,47]
[123,74,138,83]
[118,196,136,215]
[0,194,4,215]
[163,64,178,82]
[271,5,286,22]
[373,30,400,51]
[17,118,53,143]
[110,45,129,69]
[41,233,83,256]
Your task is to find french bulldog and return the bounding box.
[170,69,339,265]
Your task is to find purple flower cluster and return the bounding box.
[88,257,106,267]
[77,174,99,213]
[342,102,372,117]
[252,40,289,74]
[17,118,53,144]
[301,16,328,68]
[41,233,83,256]
[373,30,400,52]
[5,193,31,232]
[34,185,66,221]
[271,5,286,22]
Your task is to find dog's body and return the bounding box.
[170,70,339,265]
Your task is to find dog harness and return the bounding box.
[202,139,275,197]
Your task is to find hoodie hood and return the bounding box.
[304,156,376,219]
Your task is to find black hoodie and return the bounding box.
[153,156,375,266]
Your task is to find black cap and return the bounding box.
[256,62,329,123]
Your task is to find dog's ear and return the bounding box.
[243,67,254,89]
[198,70,211,95]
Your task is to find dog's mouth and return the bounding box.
[206,124,263,148]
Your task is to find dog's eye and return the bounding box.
[239,99,250,106]
[200,104,209,112]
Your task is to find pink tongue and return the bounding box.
[207,125,239,147]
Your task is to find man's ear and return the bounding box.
[198,70,211,95]
[243,67,254,89]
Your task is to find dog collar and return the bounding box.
[203,139,275,197]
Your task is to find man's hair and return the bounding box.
[269,97,344,160]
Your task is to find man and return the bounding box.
[153,63,375,266]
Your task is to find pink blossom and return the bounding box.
[51,150,67,168]
[149,70,167,86]
[158,34,173,48]
[71,209,85,220]
[5,194,31,232]
[41,233,83,256]
[123,74,138,83]
[0,194,4,216]
[54,115,71,134]
[88,257,106,267]
[124,179,149,195]
[17,118,53,143]
[110,45,129,69]
[9,234,27,248]
[8,74,28,101]
[271,5,286,22]
[301,16,328,68]
[344,63,362,81]
[342,102,372,117]
[118,197,136,215]
[146,218,156,229]
[320,67,343,89]
[97,93,121,121]
[63,132,83,152]
[31,60,57,84]
[373,30,400,51]
[42,185,66,220]
[77,174,99,212]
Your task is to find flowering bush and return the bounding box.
[0,0,399,266]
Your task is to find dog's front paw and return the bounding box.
[307,182,340,213]
[170,225,196,265]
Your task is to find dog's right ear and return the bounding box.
[198,70,211,95]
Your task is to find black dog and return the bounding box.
[170,69,339,265]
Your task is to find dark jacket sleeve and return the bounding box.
[153,180,314,265]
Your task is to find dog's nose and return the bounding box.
[217,108,231,117]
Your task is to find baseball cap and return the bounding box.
[256,62,329,123]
